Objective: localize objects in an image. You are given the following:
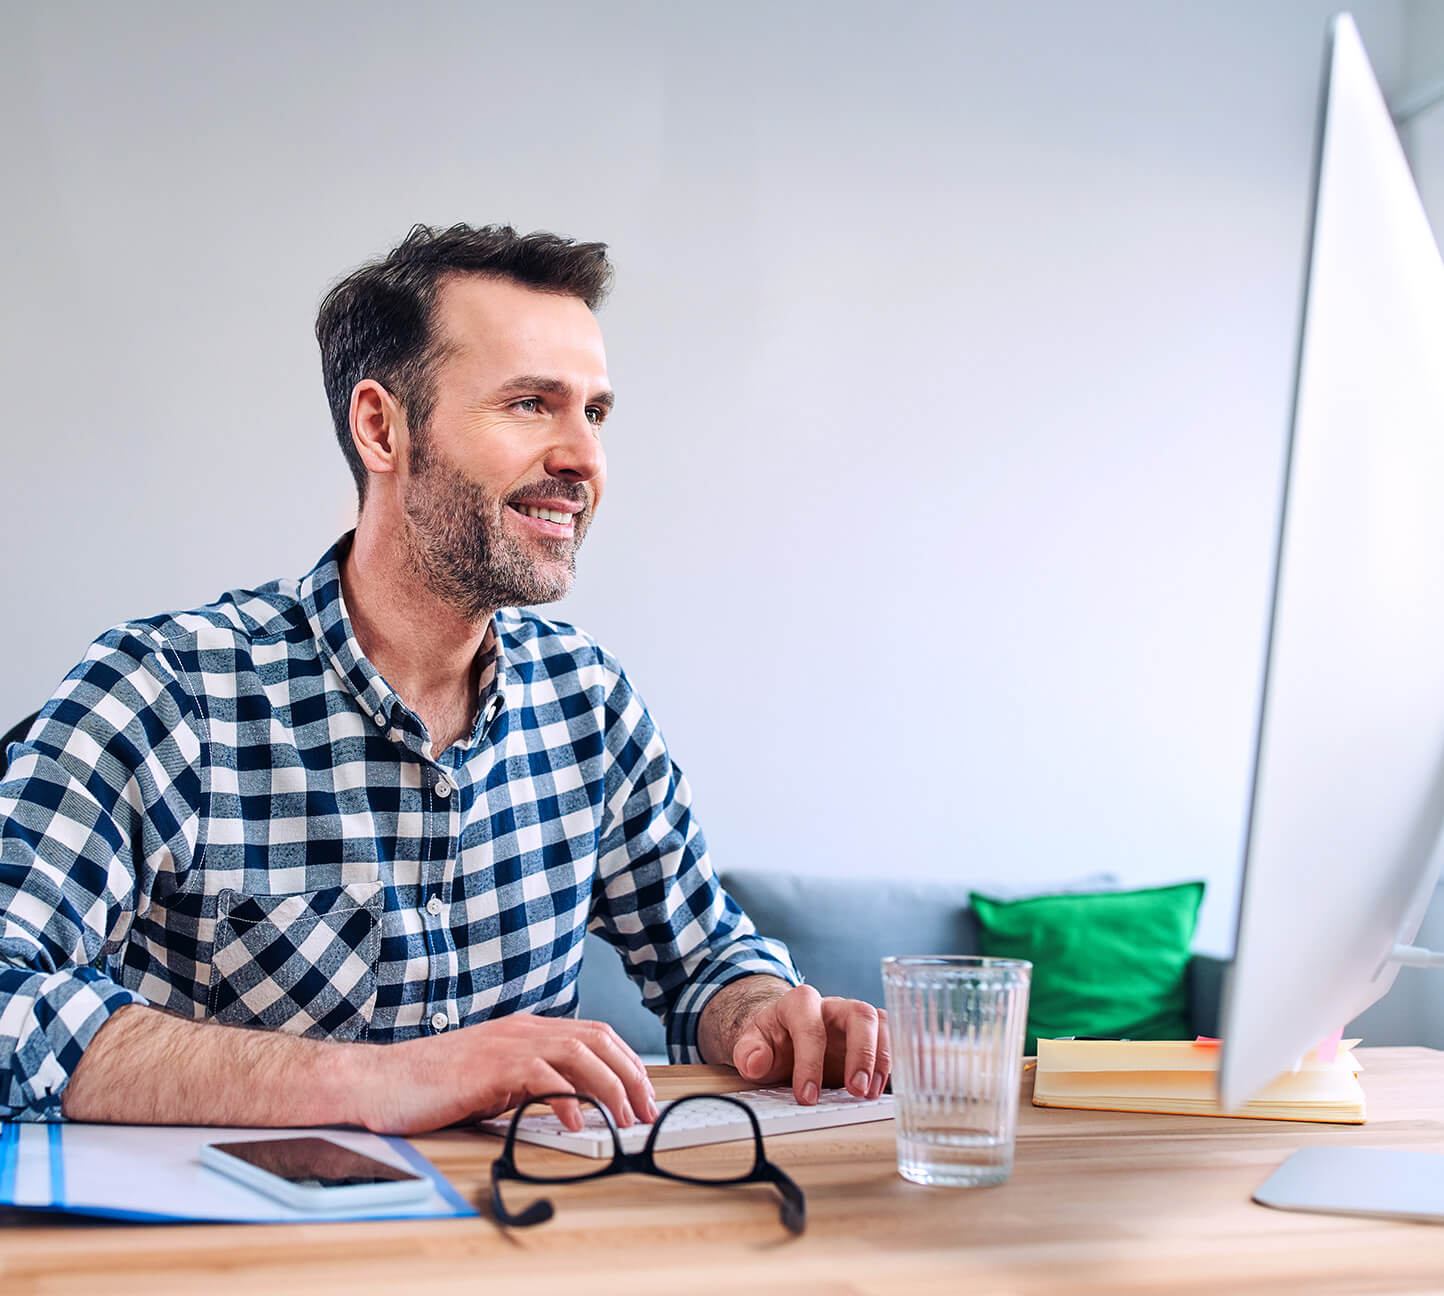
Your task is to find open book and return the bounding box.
[1032,1038,1366,1123]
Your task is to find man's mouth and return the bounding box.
[506,501,580,537]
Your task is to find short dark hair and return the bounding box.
[315,222,613,501]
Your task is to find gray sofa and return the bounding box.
[579,870,1444,1060]
[577,869,1230,1059]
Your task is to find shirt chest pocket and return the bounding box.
[207,881,384,1041]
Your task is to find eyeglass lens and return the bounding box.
[508,1097,615,1181]
[650,1097,762,1183]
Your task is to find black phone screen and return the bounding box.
[208,1137,424,1188]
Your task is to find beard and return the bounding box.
[400,430,594,622]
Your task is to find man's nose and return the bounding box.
[543,410,605,484]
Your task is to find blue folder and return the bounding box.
[0,1122,476,1223]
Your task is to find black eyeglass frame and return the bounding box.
[489,1092,807,1234]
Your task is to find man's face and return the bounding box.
[397,274,612,620]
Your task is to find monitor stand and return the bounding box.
[1254,1147,1444,1222]
[1253,937,1444,1223]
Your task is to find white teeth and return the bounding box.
[515,504,574,525]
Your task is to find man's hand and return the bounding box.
[699,977,891,1105]
[358,1013,660,1135]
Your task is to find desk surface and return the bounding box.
[3,1048,1441,1294]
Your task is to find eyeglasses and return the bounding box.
[489,1092,807,1234]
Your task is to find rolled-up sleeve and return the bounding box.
[0,626,202,1119]
[589,664,800,1063]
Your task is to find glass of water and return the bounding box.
[881,955,1032,1187]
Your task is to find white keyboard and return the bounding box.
[481,1086,895,1159]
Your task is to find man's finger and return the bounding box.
[733,999,791,1083]
[736,1033,774,1081]
[574,1021,659,1122]
[869,1008,891,1099]
[835,1000,880,1098]
[525,1059,584,1130]
[777,985,828,1105]
[546,1034,639,1128]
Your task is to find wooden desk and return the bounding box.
[3,1048,1441,1294]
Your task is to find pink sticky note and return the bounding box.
[1314,1027,1344,1063]
[1193,1036,1221,1047]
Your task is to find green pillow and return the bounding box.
[969,882,1205,1053]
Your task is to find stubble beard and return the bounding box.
[401,431,592,623]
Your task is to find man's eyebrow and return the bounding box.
[495,375,615,410]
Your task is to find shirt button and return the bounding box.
[434,776,451,799]
[430,1012,449,1033]
[373,711,386,727]
[426,896,444,917]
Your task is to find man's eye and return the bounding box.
[585,407,606,426]
[512,397,541,413]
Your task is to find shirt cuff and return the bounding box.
[11,969,147,1121]
[666,936,801,1064]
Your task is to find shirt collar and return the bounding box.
[299,533,400,732]
[299,533,510,753]
[469,618,509,746]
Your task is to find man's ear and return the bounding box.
[350,379,408,483]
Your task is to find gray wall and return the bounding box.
[1404,0,1444,216]
[0,2,1423,957]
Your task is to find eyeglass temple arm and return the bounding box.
[704,1096,806,1236]
[490,1162,556,1228]
[761,1162,807,1234]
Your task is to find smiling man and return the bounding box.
[0,224,889,1132]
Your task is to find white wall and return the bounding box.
[1,1,1413,955]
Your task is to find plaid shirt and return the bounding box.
[0,537,798,1121]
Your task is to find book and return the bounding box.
[1032,1037,1366,1123]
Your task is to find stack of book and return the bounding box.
[1032,1037,1366,1123]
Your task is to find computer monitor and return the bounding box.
[1219,12,1444,1115]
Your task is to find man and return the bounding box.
[0,224,889,1133]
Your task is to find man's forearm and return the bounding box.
[696,974,793,1067]
[60,1003,365,1126]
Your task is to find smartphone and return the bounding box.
[199,1136,431,1211]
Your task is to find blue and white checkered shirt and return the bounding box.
[0,537,798,1121]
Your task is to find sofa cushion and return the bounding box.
[970,881,1206,1052]
[721,869,985,1008]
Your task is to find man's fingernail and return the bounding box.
[802,1082,819,1105]
[869,1074,886,1099]
[851,1071,869,1095]
[742,1048,765,1075]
